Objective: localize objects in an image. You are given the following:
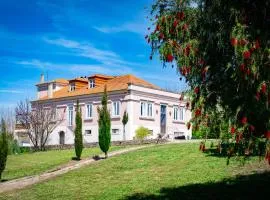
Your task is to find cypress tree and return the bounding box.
[0,119,8,181]
[74,100,83,160]
[98,86,111,158]
[122,110,128,142]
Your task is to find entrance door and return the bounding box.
[59,131,65,145]
[160,105,167,134]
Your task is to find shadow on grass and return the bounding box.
[123,172,270,200]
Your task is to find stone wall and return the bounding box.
[45,139,168,150]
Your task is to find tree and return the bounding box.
[0,107,15,134]
[98,86,111,158]
[15,99,64,151]
[74,100,83,160]
[147,0,270,162]
[122,110,129,142]
[135,126,151,141]
[0,119,8,181]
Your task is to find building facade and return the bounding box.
[16,74,192,146]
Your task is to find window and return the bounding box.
[179,107,184,121]
[147,103,153,117]
[141,101,153,117]
[69,83,75,91]
[112,129,120,135]
[173,106,185,121]
[173,107,179,120]
[112,101,120,116]
[85,104,92,118]
[68,105,73,126]
[85,130,92,135]
[89,79,95,88]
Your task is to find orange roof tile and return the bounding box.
[54,79,69,84]
[89,74,115,79]
[39,74,160,101]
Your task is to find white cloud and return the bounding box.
[0,90,24,94]
[43,37,128,64]
[93,22,147,35]
[15,59,134,76]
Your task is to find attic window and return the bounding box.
[69,83,75,91]
[89,79,95,88]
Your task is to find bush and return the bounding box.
[135,126,150,141]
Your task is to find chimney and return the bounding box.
[40,74,45,83]
[48,83,53,98]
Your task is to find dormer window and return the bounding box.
[69,83,75,91]
[89,79,95,88]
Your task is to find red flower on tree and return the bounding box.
[159,32,164,40]
[195,108,201,116]
[241,116,247,125]
[176,12,185,20]
[166,54,174,62]
[265,131,270,139]
[260,83,267,94]
[194,86,199,94]
[243,50,251,59]
[240,63,245,72]
[173,20,178,28]
[230,126,236,134]
[156,24,160,31]
[230,38,238,46]
[255,40,260,49]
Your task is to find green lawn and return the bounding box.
[2,146,123,180]
[1,143,269,200]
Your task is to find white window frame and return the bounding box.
[89,79,95,88]
[173,106,185,121]
[140,101,153,118]
[67,105,74,126]
[85,104,93,119]
[112,101,120,117]
[173,107,179,121]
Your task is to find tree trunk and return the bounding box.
[123,125,126,147]
[105,152,108,159]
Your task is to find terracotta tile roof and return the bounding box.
[89,74,115,79]
[54,79,69,84]
[39,74,160,100]
[69,77,88,82]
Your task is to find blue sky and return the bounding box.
[0,0,186,108]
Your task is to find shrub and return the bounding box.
[135,126,150,141]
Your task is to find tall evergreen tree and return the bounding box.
[98,86,111,158]
[0,119,8,181]
[74,100,83,160]
[122,110,128,142]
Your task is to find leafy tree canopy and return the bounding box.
[147,0,270,162]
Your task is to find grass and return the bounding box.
[2,146,123,180]
[1,142,269,200]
